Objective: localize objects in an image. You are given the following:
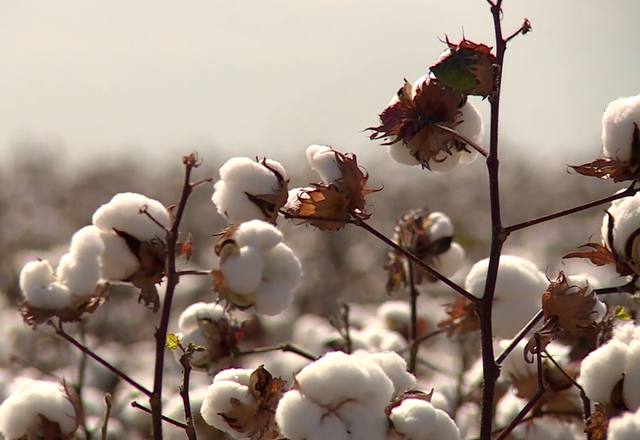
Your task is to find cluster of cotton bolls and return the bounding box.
[0,378,79,439]
[18,192,170,323]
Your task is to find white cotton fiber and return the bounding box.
[390,398,460,440]
[233,219,283,251]
[436,242,465,278]
[602,94,640,161]
[306,145,343,184]
[251,281,294,316]
[602,193,640,260]
[388,143,420,166]
[275,391,329,440]
[93,192,170,241]
[200,375,253,437]
[178,302,227,333]
[98,230,141,281]
[0,379,77,439]
[261,243,303,289]
[355,351,416,398]
[19,261,73,310]
[219,246,264,294]
[56,226,104,296]
[428,212,454,241]
[623,340,640,410]
[609,408,640,440]
[456,100,484,149]
[579,339,628,404]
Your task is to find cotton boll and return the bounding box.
[424,150,462,173]
[603,193,640,261]
[275,391,327,440]
[306,145,343,184]
[430,408,461,440]
[0,379,77,439]
[466,255,548,338]
[388,143,420,166]
[609,408,640,440]
[19,261,73,310]
[200,379,253,436]
[56,227,104,296]
[427,212,454,241]
[390,398,437,438]
[178,302,227,333]
[295,351,394,409]
[93,192,169,241]
[352,326,408,353]
[98,230,141,280]
[613,321,640,345]
[262,243,303,289]
[338,401,387,440]
[219,246,264,293]
[579,339,628,404]
[602,94,640,161]
[623,340,640,410]
[355,351,416,398]
[233,219,283,251]
[435,242,465,278]
[212,368,252,385]
[456,100,484,147]
[252,281,293,316]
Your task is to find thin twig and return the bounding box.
[407,260,419,374]
[433,123,489,157]
[353,218,478,303]
[504,17,532,43]
[280,211,356,225]
[179,353,197,440]
[234,343,317,361]
[131,401,189,430]
[50,321,152,396]
[101,393,112,440]
[504,183,638,235]
[341,303,353,354]
[77,322,91,440]
[151,153,201,439]
[176,270,211,277]
[495,334,546,440]
[594,277,638,295]
[495,309,544,364]
[190,177,214,188]
[139,205,171,233]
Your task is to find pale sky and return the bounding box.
[0,0,638,168]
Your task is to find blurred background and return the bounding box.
[0,1,638,437]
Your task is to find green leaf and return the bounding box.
[166,333,181,350]
[615,306,633,321]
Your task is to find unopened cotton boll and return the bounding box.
[602,94,640,161]
[212,157,288,224]
[215,220,302,315]
[465,255,548,338]
[0,379,78,439]
[389,398,460,440]
[306,145,343,184]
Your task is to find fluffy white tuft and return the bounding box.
[389,398,460,440]
[578,339,628,404]
[19,260,73,310]
[219,246,264,293]
[200,376,253,438]
[56,226,104,296]
[388,143,420,166]
[92,192,169,241]
[178,302,227,333]
[354,351,416,398]
[436,242,465,278]
[306,145,343,184]
[233,219,283,250]
[602,94,640,161]
[602,192,640,261]
[0,379,77,439]
[609,407,640,440]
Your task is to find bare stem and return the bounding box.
[234,343,317,361]
[595,277,638,295]
[495,309,544,364]
[131,401,189,430]
[478,1,507,437]
[340,302,353,354]
[179,354,197,440]
[408,260,419,374]
[50,321,151,396]
[504,183,638,235]
[151,153,201,439]
[176,270,211,277]
[101,393,112,440]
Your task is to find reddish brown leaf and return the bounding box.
[571,158,638,183]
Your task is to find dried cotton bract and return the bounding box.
[93,192,171,311]
[19,226,107,326]
[369,75,483,172]
[0,378,79,439]
[212,157,288,224]
[213,220,302,315]
[285,145,378,231]
[200,366,286,439]
[386,210,465,293]
[175,302,239,372]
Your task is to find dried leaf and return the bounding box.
[564,243,634,277]
[177,234,194,261]
[438,297,479,336]
[430,37,497,96]
[585,404,608,440]
[292,184,351,231]
[571,158,638,182]
[542,272,598,337]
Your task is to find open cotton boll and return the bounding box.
[212,157,287,224]
[219,246,264,293]
[92,192,170,241]
[351,326,408,353]
[388,143,420,166]
[0,379,77,439]
[97,230,141,280]
[19,261,73,310]
[178,302,227,333]
[261,243,303,289]
[466,255,548,338]
[200,379,254,437]
[427,212,454,241]
[233,219,283,251]
[579,339,628,404]
[435,242,465,278]
[276,391,348,440]
[609,407,640,440]
[252,281,295,315]
[354,351,416,398]
[306,145,343,184]
[602,193,640,261]
[602,94,640,161]
[56,226,104,296]
[389,398,460,440]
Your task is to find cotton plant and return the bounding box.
[173,302,240,372]
[573,93,640,182]
[19,226,106,326]
[213,219,302,315]
[212,157,289,224]
[386,209,465,293]
[0,378,79,440]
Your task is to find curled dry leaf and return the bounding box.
[218,366,286,440]
[19,283,110,328]
[542,272,598,337]
[287,149,379,231]
[438,297,479,336]
[572,123,640,182]
[564,243,634,277]
[114,228,166,312]
[245,158,289,224]
[430,37,498,97]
